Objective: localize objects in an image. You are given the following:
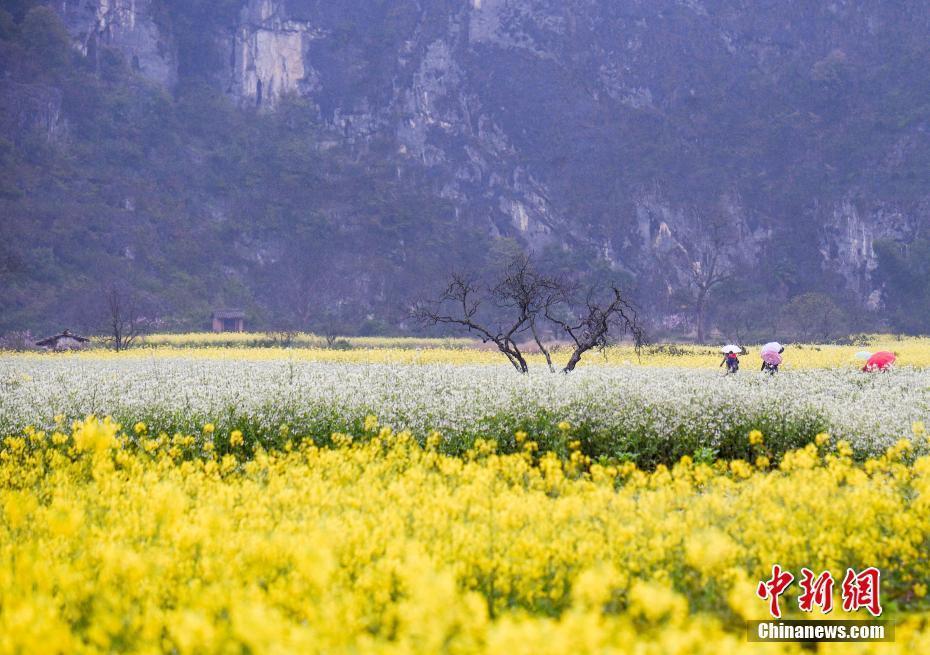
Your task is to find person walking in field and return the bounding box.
[720,345,741,375]
[760,342,784,375]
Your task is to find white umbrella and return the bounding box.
[854,351,872,361]
[721,344,742,354]
[761,342,783,354]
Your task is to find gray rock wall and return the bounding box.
[46,0,930,309]
[57,0,177,87]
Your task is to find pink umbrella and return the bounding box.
[863,351,896,372]
[762,351,782,366]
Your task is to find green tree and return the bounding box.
[20,6,70,72]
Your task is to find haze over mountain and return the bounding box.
[1,0,929,338]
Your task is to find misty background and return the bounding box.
[1,0,929,341]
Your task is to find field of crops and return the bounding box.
[3,353,930,465]
[31,332,930,369]
[2,339,930,653]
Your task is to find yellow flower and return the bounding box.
[72,416,118,453]
[133,422,147,435]
[426,431,442,450]
[229,431,244,448]
[685,529,738,575]
[748,430,763,446]
[815,432,831,447]
[363,415,379,432]
[729,459,753,479]
[2,409,930,652]
[3,436,25,454]
[628,581,687,623]
[46,500,83,538]
[202,423,215,434]
[557,421,571,432]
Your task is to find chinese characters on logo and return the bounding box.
[757,565,882,618]
[840,567,882,617]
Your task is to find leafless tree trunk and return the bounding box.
[547,287,645,372]
[414,255,562,373]
[104,284,143,351]
[266,330,299,347]
[677,215,734,343]
[414,254,645,373]
[414,272,530,373]
[529,316,554,372]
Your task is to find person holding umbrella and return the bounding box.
[760,342,785,374]
[720,344,742,375]
[863,351,896,373]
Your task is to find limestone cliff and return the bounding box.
[58,0,177,87]
[40,0,930,319]
[231,0,322,108]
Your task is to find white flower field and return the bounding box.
[3,355,927,464]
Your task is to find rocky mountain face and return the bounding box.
[4,0,929,335]
[58,0,177,87]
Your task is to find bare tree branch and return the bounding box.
[103,284,144,352]
[547,286,645,372]
[414,254,646,374]
[529,315,554,372]
[413,272,531,372]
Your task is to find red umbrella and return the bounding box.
[863,351,896,372]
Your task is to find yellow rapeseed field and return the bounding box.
[136,332,477,350]
[13,333,930,369]
[1,417,929,653]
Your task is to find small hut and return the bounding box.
[35,330,90,351]
[211,309,245,333]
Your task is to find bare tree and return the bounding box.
[266,329,299,347]
[415,273,529,372]
[490,255,562,372]
[415,255,644,373]
[689,255,730,343]
[318,308,351,348]
[103,284,144,351]
[413,255,560,373]
[547,286,645,372]
[669,215,735,343]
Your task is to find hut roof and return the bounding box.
[35,330,90,346]
[212,309,245,319]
